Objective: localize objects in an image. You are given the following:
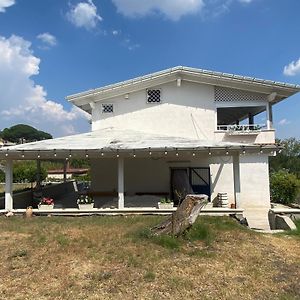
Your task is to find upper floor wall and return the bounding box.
[67,66,300,144]
[91,81,275,144]
[92,81,216,140]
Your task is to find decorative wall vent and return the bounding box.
[214,86,266,102]
[147,89,161,103]
[102,104,113,113]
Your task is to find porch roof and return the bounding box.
[0,127,277,159]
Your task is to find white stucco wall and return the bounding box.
[90,154,271,208]
[239,154,270,208]
[92,81,216,140]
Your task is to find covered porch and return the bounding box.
[0,127,277,215]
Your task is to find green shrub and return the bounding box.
[0,170,4,182]
[270,170,300,205]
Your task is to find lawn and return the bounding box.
[0,215,299,300]
[0,183,32,194]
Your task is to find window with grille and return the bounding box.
[147,89,161,103]
[102,104,113,113]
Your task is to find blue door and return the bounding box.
[189,167,211,200]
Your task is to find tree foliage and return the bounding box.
[0,124,52,143]
[0,170,4,182]
[13,161,47,183]
[269,138,300,178]
[270,170,299,204]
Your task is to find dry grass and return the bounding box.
[0,215,299,300]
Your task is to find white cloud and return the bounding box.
[67,0,102,30]
[111,0,254,21]
[123,38,140,51]
[0,35,90,137]
[278,119,291,126]
[111,0,205,21]
[283,58,300,76]
[112,30,120,35]
[37,33,57,47]
[0,0,15,13]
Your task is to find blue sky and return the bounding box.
[0,0,299,138]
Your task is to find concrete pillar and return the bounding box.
[266,102,273,130]
[118,157,124,209]
[5,159,13,211]
[233,155,241,208]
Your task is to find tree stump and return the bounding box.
[151,194,208,236]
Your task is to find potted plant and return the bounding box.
[38,197,54,210]
[77,195,94,210]
[158,198,174,209]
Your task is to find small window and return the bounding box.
[102,104,113,113]
[147,89,161,103]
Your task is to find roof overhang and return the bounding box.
[66,66,300,114]
[0,127,280,160]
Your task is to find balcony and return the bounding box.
[216,124,267,135]
[215,104,275,144]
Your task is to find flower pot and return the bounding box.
[38,204,54,210]
[78,203,94,210]
[158,202,174,209]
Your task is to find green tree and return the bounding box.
[0,170,4,182]
[269,138,300,178]
[0,124,52,143]
[270,170,299,205]
[13,161,47,183]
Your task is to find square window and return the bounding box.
[147,89,161,103]
[102,104,113,113]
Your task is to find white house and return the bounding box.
[1,66,299,216]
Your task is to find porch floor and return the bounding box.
[1,206,244,216]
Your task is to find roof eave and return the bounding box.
[66,66,300,111]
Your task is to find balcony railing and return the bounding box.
[217,124,267,133]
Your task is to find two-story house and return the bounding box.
[1,66,299,217]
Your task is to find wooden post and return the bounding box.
[118,157,124,209]
[36,160,41,185]
[63,160,67,183]
[248,113,254,125]
[233,155,241,208]
[5,159,13,211]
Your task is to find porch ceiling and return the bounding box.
[217,106,265,124]
[0,127,278,159]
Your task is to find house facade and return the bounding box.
[1,66,299,213]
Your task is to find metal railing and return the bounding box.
[217,124,266,132]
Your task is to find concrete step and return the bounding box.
[243,208,271,231]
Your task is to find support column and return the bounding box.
[5,159,13,211]
[233,155,241,208]
[118,157,124,209]
[266,102,273,130]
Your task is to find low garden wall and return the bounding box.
[0,181,78,209]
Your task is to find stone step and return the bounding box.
[243,208,270,231]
